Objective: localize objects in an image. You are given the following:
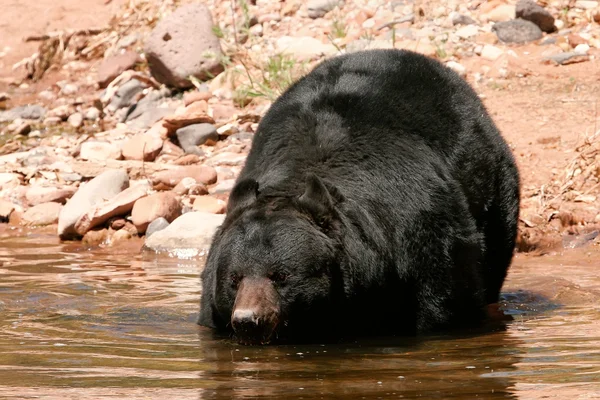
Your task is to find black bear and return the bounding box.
[198,49,520,345]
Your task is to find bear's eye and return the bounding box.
[230,273,241,288]
[269,271,288,283]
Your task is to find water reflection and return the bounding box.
[0,233,599,399]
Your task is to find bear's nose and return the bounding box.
[232,309,258,325]
[231,308,270,343]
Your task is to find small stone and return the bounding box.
[451,12,476,25]
[574,1,598,10]
[26,186,76,206]
[172,154,202,165]
[446,61,467,77]
[110,218,127,230]
[43,116,62,126]
[176,123,218,155]
[74,181,151,235]
[275,36,337,61]
[568,34,587,48]
[38,90,55,101]
[146,217,170,238]
[106,79,146,113]
[307,0,341,18]
[97,51,140,88]
[192,196,226,214]
[455,25,479,39]
[121,133,164,161]
[22,202,62,226]
[574,44,590,53]
[144,3,225,88]
[68,112,83,128]
[163,101,214,134]
[480,4,516,22]
[84,107,101,121]
[58,169,129,240]
[516,0,556,33]
[131,192,182,233]
[481,45,504,61]
[60,84,78,96]
[142,212,225,255]
[173,177,199,195]
[209,179,235,194]
[0,173,22,190]
[0,200,15,222]
[492,19,542,44]
[183,90,212,106]
[543,51,589,65]
[152,165,217,187]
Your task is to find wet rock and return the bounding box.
[80,141,122,161]
[74,181,151,235]
[0,200,15,222]
[106,79,146,113]
[146,217,170,238]
[111,228,133,244]
[0,173,22,190]
[451,12,476,25]
[516,0,555,33]
[22,202,62,226]
[68,112,83,128]
[176,123,218,155]
[142,211,225,255]
[192,196,226,214]
[0,105,46,122]
[144,3,224,88]
[492,19,543,44]
[97,51,140,88]
[307,0,341,18]
[275,36,337,61]
[58,169,129,240]
[121,133,164,161]
[131,192,182,233]
[26,186,76,206]
[152,165,217,187]
[82,228,110,246]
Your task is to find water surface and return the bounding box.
[0,231,599,399]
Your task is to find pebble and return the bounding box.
[84,107,100,121]
[121,133,164,161]
[68,112,83,128]
[80,141,122,161]
[481,44,504,61]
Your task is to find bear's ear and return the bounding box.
[298,174,337,228]
[227,178,259,214]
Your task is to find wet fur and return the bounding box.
[199,49,520,341]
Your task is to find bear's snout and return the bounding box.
[231,277,280,345]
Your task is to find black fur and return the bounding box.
[199,49,520,341]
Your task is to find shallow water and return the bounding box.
[0,232,599,399]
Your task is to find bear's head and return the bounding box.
[199,174,344,345]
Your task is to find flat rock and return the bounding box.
[176,123,218,154]
[192,195,226,214]
[58,169,129,240]
[131,192,182,233]
[516,0,556,33]
[146,217,170,238]
[307,0,341,18]
[97,51,141,88]
[22,202,62,226]
[0,105,46,122]
[26,186,76,206]
[144,3,224,88]
[163,101,215,135]
[152,165,217,187]
[80,141,123,161]
[543,51,590,65]
[492,19,543,44]
[121,133,164,161]
[74,181,151,235]
[142,211,225,256]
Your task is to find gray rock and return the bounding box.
[451,13,477,25]
[106,79,146,113]
[543,50,589,65]
[0,105,46,122]
[307,0,341,18]
[492,19,543,44]
[144,3,225,89]
[146,217,170,238]
[176,123,217,155]
[516,0,555,33]
[124,87,175,130]
[142,211,225,257]
[57,169,129,240]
